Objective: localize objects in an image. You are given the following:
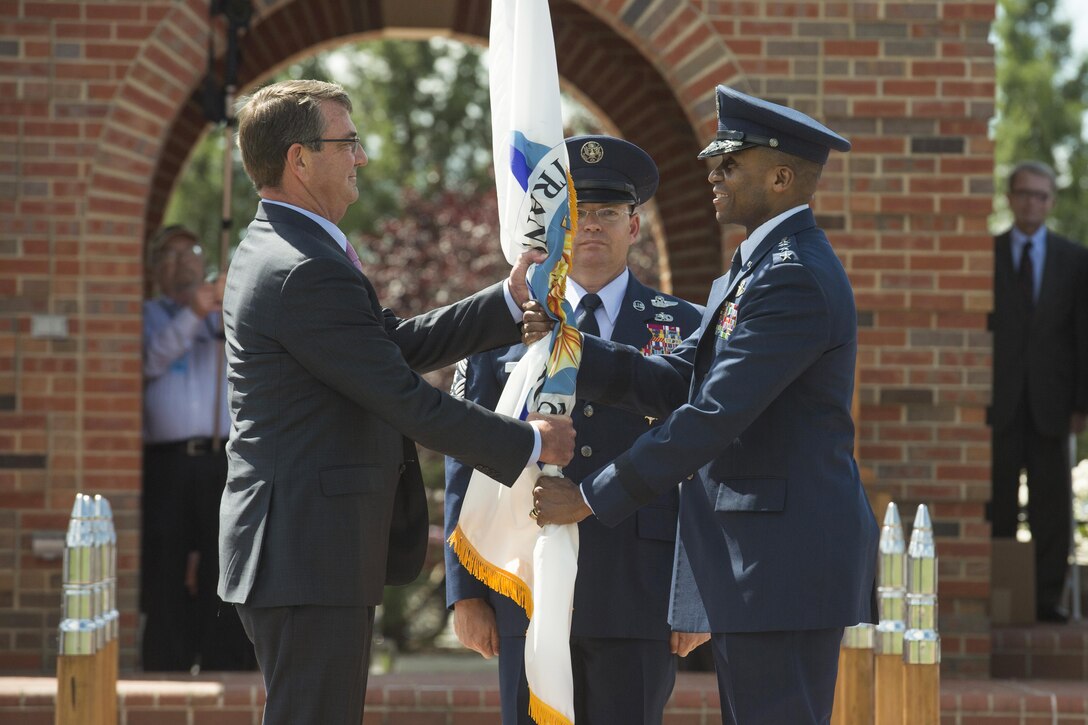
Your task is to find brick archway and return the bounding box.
[135,0,726,299]
[2,0,998,676]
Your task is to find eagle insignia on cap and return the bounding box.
[580,141,604,164]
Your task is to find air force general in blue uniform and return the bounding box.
[445,136,702,725]
[533,88,879,725]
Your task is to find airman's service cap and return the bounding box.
[566,135,658,206]
[697,85,851,165]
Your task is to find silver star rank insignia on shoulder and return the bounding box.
[773,236,799,265]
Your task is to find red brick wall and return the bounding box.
[0,0,995,677]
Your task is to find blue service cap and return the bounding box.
[566,135,658,206]
[698,86,851,165]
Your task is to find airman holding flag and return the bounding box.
[533,86,879,725]
[446,135,703,725]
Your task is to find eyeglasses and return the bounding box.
[1010,189,1052,203]
[576,206,633,224]
[303,137,363,153]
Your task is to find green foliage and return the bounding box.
[992,0,1088,242]
[164,38,497,260]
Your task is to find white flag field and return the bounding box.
[446,1,582,723]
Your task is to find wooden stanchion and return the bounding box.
[874,653,903,725]
[902,504,940,725]
[55,653,102,725]
[102,638,118,724]
[830,625,874,725]
[902,661,939,724]
[93,495,119,724]
[56,493,118,725]
[874,502,906,725]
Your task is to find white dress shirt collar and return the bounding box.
[566,268,629,341]
[738,204,810,266]
[262,199,350,251]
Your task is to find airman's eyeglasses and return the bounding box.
[576,206,633,224]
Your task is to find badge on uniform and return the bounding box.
[650,295,678,308]
[715,301,738,341]
[736,277,749,298]
[773,236,799,265]
[642,324,683,355]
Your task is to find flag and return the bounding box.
[447,1,580,723]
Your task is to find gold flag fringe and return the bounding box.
[448,525,534,620]
[529,689,574,725]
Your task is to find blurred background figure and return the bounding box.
[141,225,255,670]
[990,161,1088,624]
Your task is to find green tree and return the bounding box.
[992,0,1088,241]
[164,38,497,254]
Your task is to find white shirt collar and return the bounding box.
[738,204,810,266]
[566,268,629,327]
[262,199,350,251]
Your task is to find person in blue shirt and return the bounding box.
[141,225,253,671]
[445,135,703,725]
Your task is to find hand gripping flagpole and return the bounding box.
[446,1,581,723]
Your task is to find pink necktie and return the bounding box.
[344,241,364,272]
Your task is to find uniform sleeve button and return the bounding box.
[580,445,593,458]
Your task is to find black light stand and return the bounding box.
[202,0,252,450]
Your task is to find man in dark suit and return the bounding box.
[533,86,879,725]
[445,135,703,725]
[217,79,574,725]
[990,160,1088,623]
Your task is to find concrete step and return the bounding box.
[993,619,1088,680]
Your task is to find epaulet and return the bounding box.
[771,235,800,265]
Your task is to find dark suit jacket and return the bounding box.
[218,202,535,608]
[990,229,1088,437]
[577,208,878,634]
[445,275,702,640]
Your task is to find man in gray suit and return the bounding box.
[218,79,574,725]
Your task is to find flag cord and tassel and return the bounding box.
[447,526,534,619]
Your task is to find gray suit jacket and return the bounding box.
[218,202,534,607]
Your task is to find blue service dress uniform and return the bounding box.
[445,274,702,725]
[577,208,879,724]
